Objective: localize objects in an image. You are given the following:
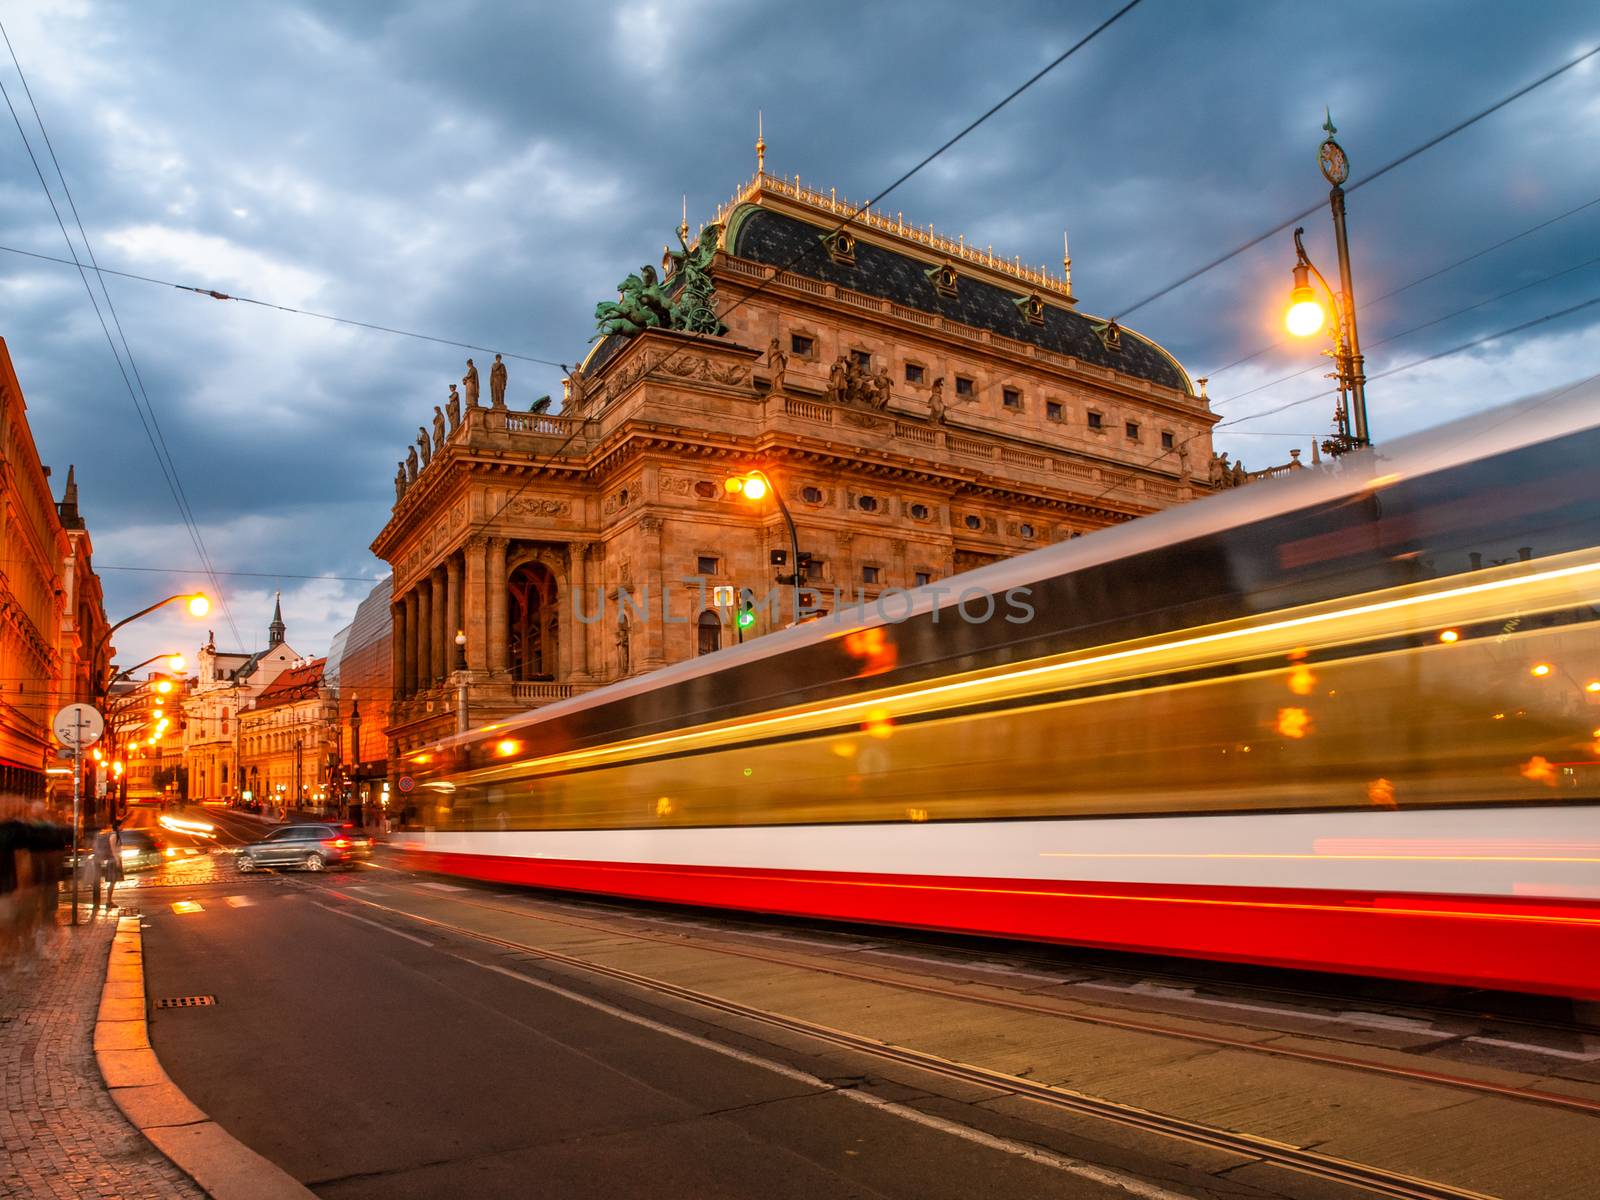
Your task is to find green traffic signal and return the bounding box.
[737,607,755,629]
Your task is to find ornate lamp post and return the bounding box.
[725,468,802,626]
[93,593,209,704]
[1285,113,1369,456]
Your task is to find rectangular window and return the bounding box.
[804,559,824,581]
[1046,401,1063,422]
[1087,411,1103,430]
[904,363,926,384]
[1126,421,1140,440]
[850,350,872,371]
[1002,388,1022,410]
[954,376,974,397]
[1161,431,1175,450]
[696,555,719,576]
[914,571,932,588]
[790,333,814,356]
[862,565,881,585]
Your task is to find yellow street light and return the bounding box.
[1531,663,1552,678]
[727,468,800,625]
[168,654,186,672]
[155,680,173,694]
[725,473,768,500]
[1586,681,1600,694]
[1285,262,1326,337]
[187,594,210,617]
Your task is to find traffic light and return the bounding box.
[737,596,756,630]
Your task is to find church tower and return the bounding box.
[268,592,286,648]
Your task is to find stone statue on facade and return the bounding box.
[432,405,447,449]
[1177,440,1191,481]
[615,617,631,675]
[664,224,727,336]
[490,353,508,409]
[766,338,787,395]
[567,364,587,413]
[406,445,419,482]
[395,462,407,502]
[446,385,461,431]
[927,376,947,424]
[871,370,893,410]
[417,425,432,468]
[1232,459,1246,487]
[1209,452,1228,488]
[463,359,480,409]
[825,356,848,405]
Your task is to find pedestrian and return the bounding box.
[89,819,125,918]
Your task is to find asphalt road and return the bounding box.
[137,867,1229,1200]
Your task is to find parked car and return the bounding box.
[235,824,372,872]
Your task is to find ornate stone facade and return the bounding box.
[0,338,110,810]
[237,657,338,811]
[372,172,1217,756]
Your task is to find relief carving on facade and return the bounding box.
[508,497,572,517]
[840,411,889,431]
[657,474,693,497]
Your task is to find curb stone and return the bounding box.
[94,913,316,1200]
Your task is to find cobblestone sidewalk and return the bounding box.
[1,909,203,1199]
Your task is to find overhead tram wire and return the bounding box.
[1111,41,1600,324]
[1209,251,1600,410]
[0,38,243,647]
[1075,292,1600,513]
[457,0,1147,547]
[0,243,569,370]
[1200,191,1600,380]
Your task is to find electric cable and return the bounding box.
[1111,42,1600,323]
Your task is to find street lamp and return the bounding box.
[726,468,802,626]
[1285,112,1369,456]
[454,631,469,734]
[94,592,211,703]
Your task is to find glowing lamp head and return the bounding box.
[1586,681,1600,694]
[186,594,210,617]
[741,475,768,500]
[495,738,521,757]
[1531,663,1553,678]
[155,679,173,694]
[1438,629,1460,644]
[1284,259,1324,337]
[168,655,185,672]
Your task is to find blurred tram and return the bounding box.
[398,381,1600,999]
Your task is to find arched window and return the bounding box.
[508,561,560,681]
[697,610,722,656]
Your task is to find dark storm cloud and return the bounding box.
[2,0,1596,665]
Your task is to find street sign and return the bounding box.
[711,585,737,609]
[52,703,104,748]
[397,775,415,793]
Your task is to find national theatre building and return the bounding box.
[373,164,1218,756]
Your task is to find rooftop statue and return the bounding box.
[463,359,481,408]
[432,405,447,448]
[417,425,432,468]
[594,224,728,340]
[490,353,508,409]
[395,462,407,502]
[446,385,460,431]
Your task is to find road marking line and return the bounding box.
[416,881,466,892]
[223,896,254,908]
[1467,1036,1600,1061]
[313,903,432,947]
[171,901,203,914]
[469,957,1198,1200]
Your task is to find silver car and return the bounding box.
[235,824,372,872]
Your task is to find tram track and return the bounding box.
[323,881,1507,1200]
[348,869,1600,1118]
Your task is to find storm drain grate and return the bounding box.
[155,995,216,1008]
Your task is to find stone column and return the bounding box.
[403,589,420,696]
[487,537,509,675]
[392,600,408,698]
[574,541,594,679]
[445,554,462,671]
[415,582,431,691]
[640,517,667,668]
[430,568,448,684]
[463,537,488,672]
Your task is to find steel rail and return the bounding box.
[356,873,1600,1118]
[325,882,1517,1200]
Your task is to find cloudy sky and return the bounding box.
[2,0,1596,669]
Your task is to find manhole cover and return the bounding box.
[155,996,216,1008]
